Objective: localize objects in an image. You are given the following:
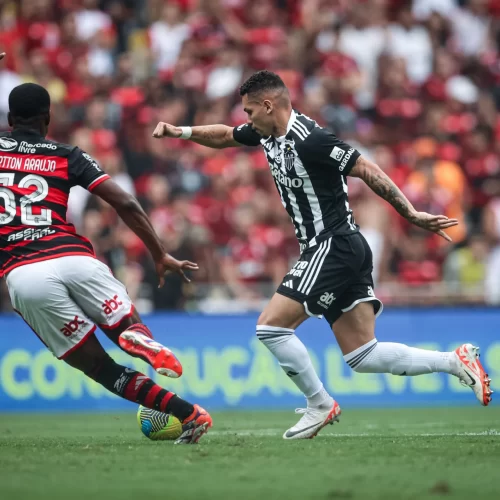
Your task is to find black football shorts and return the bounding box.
[277,232,383,325]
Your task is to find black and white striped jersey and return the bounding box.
[233,110,361,250]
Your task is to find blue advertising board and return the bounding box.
[0,309,499,411]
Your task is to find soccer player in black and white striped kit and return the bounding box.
[153,71,492,439]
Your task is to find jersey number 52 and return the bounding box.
[0,173,52,226]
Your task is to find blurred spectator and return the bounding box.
[444,233,489,302]
[336,4,388,109]
[1,0,500,311]
[149,2,190,74]
[413,0,457,21]
[403,137,467,244]
[388,3,433,84]
[394,230,442,288]
[205,44,244,100]
[74,0,113,42]
[0,59,21,126]
[486,244,500,304]
[449,0,491,57]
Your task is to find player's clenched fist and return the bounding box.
[152,122,182,139]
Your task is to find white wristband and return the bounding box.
[179,126,192,140]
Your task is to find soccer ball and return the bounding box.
[137,405,183,441]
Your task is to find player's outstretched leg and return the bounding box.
[258,294,341,440]
[64,335,212,443]
[334,302,493,406]
[101,311,183,378]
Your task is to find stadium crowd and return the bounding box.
[1,0,500,311]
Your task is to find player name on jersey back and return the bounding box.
[0,155,63,175]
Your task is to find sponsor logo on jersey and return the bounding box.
[330,146,345,162]
[0,137,18,151]
[18,141,57,154]
[82,153,101,172]
[317,292,335,309]
[271,166,303,188]
[102,294,124,315]
[339,148,355,172]
[60,316,86,337]
[7,228,56,242]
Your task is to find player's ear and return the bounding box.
[7,112,12,127]
[263,99,273,114]
[45,112,50,126]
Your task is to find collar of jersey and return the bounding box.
[11,128,43,138]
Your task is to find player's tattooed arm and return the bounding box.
[153,122,241,149]
[349,156,458,241]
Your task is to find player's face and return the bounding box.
[242,94,274,136]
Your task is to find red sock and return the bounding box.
[122,373,192,419]
[88,355,194,421]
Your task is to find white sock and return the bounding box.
[257,325,333,407]
[344,339,457,376]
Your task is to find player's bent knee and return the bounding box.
[257,310,277,327]
[257,308,303,330]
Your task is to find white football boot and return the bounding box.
[454,344,493,406]
[283,400,341,440]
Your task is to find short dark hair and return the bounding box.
[239,70,286,97]
[9,83,51,119]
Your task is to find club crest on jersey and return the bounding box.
[0,137,18,151]
[283,141,296,171]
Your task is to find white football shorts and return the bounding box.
[6,255,134,359]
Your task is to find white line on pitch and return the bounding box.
[208,429,500,438]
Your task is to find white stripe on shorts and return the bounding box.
[304,237,332,295]
[297,239,330,294]
[296,240,327,293]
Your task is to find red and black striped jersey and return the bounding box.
[0,129,110,277]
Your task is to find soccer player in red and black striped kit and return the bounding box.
[0,79,212,443]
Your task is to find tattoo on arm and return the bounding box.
[350,156,417,222]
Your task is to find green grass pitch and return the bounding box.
[1,407,499,500]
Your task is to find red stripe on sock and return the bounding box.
[159,392,175,412]
[123,373,149,401]
[144,384,162,408]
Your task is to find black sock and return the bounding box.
[86,354,194,421]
